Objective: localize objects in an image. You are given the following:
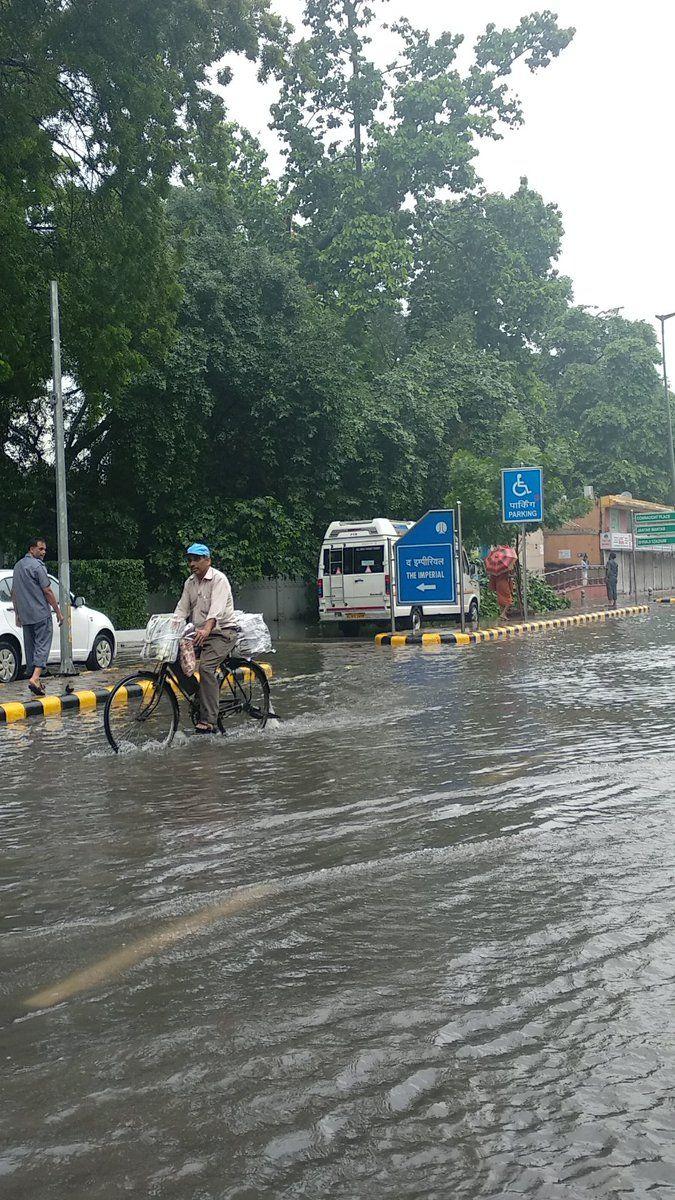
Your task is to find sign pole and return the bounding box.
[387,536,396,633]
[456,501,466,632]
[50,280,76,675]
[631,511,638,605]
[521,524,528,620]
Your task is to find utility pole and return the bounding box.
[630,510,639,604]
[50,280,76,675]
[656,312,675,507]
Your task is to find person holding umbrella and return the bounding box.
[485,545,518,622]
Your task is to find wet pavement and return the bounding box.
[2,608,675,1198]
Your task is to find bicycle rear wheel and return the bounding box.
[217,657,270,732]
[104,672,179,753]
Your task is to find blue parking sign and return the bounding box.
[501,467,543,524]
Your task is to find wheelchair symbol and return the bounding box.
[512,473,532,498]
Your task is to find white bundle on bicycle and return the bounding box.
[140,614,187,662]
[233,611,273,658]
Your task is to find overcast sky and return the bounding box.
[225,0,675,337]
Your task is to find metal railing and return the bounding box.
[543,564,605,593]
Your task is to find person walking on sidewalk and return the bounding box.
[11,537,63,696]
[605,551,619,609]
[174,543,239,734]
[489,568,514,622]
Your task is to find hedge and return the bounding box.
[47,560,148,630]
[480,574,570,618]
[526,575,571,613]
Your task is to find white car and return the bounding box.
[0,569,116,683]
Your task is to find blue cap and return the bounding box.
[186,542,210,557]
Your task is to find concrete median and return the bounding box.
[375,605,650,647]
[0,663,273,724]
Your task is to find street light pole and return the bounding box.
[656,312,675,507]
[50,280,76,675]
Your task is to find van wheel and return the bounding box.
[87,631,115,670]
[0,637,21,683]
[468,599,479,625]
[411,606,423,632]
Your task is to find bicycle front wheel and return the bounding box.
[218,658,270,731]
[104,672,179,753]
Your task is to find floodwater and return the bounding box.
[2,611,675,1198]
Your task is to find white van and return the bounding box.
[318,518,480,632]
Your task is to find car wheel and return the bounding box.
[0,637,21,683]
[468,599,479,625]
[410,606,423,632]
[87,631,115,670]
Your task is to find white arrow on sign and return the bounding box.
[417,583,437,592]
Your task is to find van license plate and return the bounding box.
[347,612,366,619]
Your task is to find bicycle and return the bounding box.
[103,653,271,753]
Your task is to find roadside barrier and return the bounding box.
[0,663,273,725]
[374,605,649,647]
[655,597,675,603]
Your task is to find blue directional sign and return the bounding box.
[501,467,544,524]
[395,509,456,605]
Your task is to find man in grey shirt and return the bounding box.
[12,537,63,695]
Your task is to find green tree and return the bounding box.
[11,0,669,598]
[543,308,671,501]
[76,184,365,587]
[409,180,572,355]
[445,428,582,549]
[342,327,543,522]
[272,3,574,341]
[0,0,282,550]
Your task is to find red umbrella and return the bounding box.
[485,545,517,576]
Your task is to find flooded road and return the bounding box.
[2,610,675,1198]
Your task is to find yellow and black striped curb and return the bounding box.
[374,606,649,647]
[655,597,675,604]
[0,663,273,725]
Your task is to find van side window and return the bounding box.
[322,549,330,573]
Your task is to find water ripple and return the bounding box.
[2,617,675,1196]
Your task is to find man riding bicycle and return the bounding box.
[174,543,238,734]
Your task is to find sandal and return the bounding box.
[28,682,46,697]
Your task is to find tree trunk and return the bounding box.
[344,0,362,177]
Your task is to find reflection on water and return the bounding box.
[2,615,675,1197]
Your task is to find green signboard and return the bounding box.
[634,510,675,524]
[635,523,675,535]
[635,533,675,546]
[634,510,675,547]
